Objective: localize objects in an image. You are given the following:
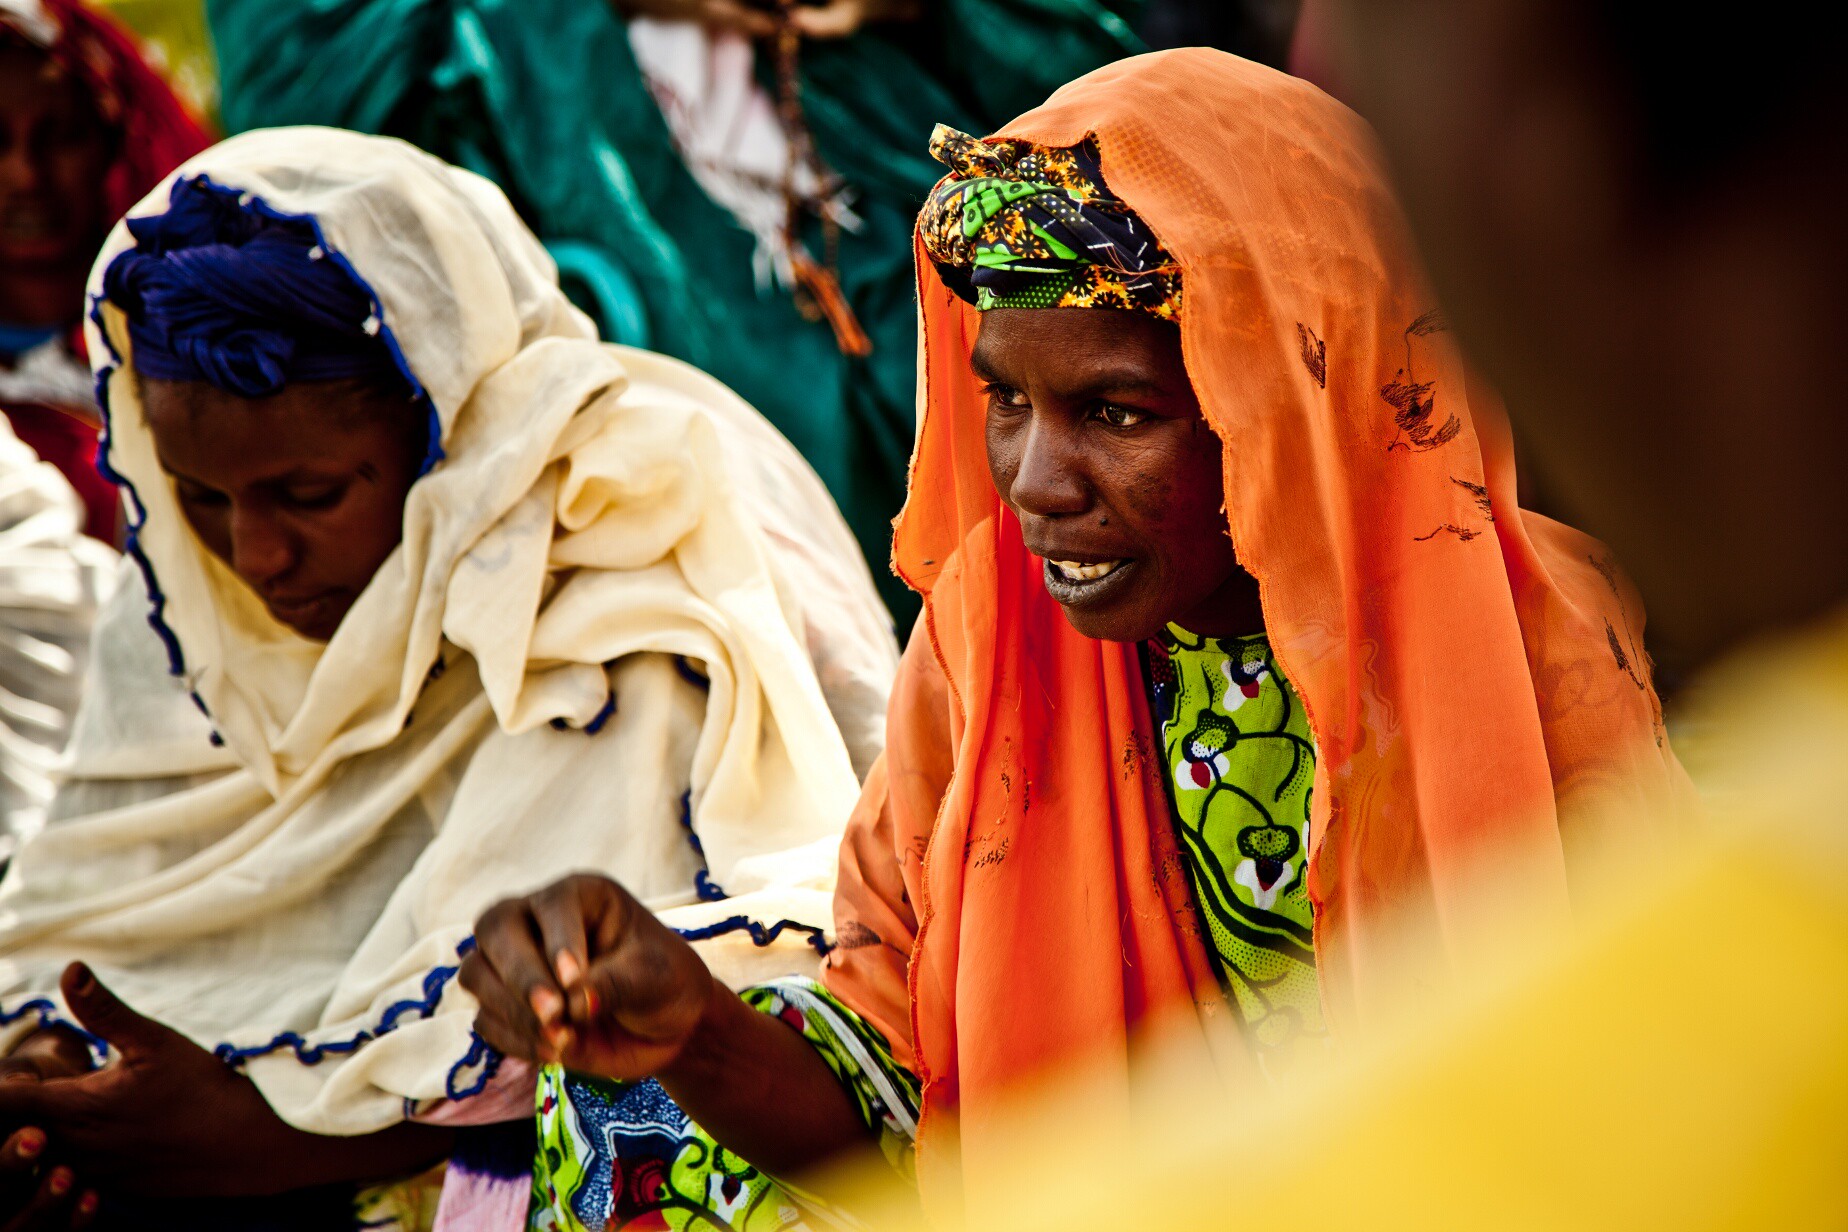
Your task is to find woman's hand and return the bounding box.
[0,1130,95,1232]
[464,873,872,1179]
[3,1025,104,1228]
[0,965,452,1200]
[463,873,719,1081]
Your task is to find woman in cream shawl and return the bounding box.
[0,127,895,1227]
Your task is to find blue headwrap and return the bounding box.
[102,178,410,399]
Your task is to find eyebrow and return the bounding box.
[969,353,1175,400]
[157,458,352,488]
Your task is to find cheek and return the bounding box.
[50,143,108,224]
[984,414,1024,498]
[179,503,232,564]
[1123,437,1231,560]
[318,482,413,589]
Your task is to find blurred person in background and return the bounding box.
[459,50,1691,1229]
[0,420,113,861]
[1,0,203,859]
[201,0,1150,624]
[1139,0,1298,67]
[1,0,209,543]
[0,128,897,1229]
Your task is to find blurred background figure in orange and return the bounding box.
[1,0,204,856]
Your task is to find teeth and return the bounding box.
[1051,559,1123,581]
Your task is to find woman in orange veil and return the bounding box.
[463,48,1691,1230]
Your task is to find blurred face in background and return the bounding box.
[1322,0,1848,668]
[0,41,113,324]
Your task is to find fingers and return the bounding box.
[57,965,166,1063]
[0,1160,81,1232]
[531,878,598,997]
[458,949,549,1064]
[470,898,567,1030]
[2,1127,47,1173]
[574,915,710,1047]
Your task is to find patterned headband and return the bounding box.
[918,125,1181,320]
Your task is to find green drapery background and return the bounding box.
[205,0,1145,621]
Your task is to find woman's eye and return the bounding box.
[285,485,346,510]
[177,484,228,509]
[1094,403,1149,428]
[983,383,1030,410]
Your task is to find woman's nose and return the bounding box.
[1008,417,1090,519]
[228,506,296,589]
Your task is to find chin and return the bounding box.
[1054,603,1164,645]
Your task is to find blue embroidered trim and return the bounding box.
[694,870,728,903]
[88,174,448,704]
[550,689,617,734]
[445,1030,502,1101]
[673,915,832,957]
[212,937,482,1081]
[0,998,109,1068]
[675,789,727,902]
[583,691,617,735]
[673,656,710,692]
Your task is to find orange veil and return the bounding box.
[823,49,1693,1213]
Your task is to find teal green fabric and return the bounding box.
[204,0,1144,621]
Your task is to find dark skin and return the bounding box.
[1,377,443,1223]
[140,376,428,642]
[0,965,453,1219]
[0,44,111,330]
[975,307,1261,641]
[463,306,1256,1181]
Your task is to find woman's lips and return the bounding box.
[263,590,341,632]
[1041,556,1139,607]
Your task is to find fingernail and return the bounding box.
[530,988,564,1026]
[580,985,601,1019]
[49,1167,73,1195]
[69,963,94,995]
[16,1128,46,1157]
[554,951,583,987]
[79,1192,99,1215]
[547,1023,574,1054]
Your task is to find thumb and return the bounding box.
[60,962,171,1061]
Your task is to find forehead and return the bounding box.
[140,378,405,478]
[971,307,1189,391]
[0,44,88,118]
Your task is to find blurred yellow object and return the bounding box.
[823,610,1848,1229]
[91,0,217,125]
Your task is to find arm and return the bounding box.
[464,626,954,1179]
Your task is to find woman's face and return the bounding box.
[0,44,110,287]
[978,307,1262,643]
[141,377,428,641]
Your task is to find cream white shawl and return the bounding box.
[0,128,897,1135]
